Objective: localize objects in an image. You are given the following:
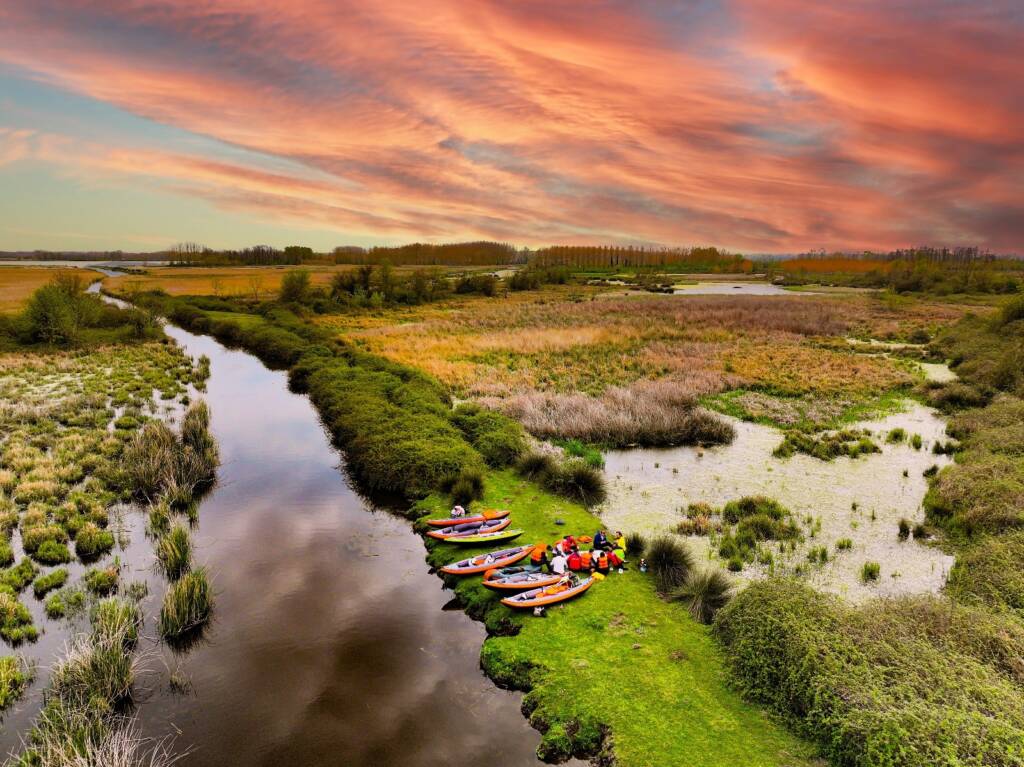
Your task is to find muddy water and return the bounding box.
[599,401,955,603]
[1,309,545,765]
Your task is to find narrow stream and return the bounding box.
[3,287,545,765]
[138,325,544,765]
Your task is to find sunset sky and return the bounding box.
[0,1,1021,253]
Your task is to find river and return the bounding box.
[2,290,546,766]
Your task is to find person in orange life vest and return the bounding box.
[567,548,582,571]
[596,550,610,574]
[530,544,548,569]
[579,549,593,571]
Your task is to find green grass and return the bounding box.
[204,310,266,329]
[416,470,816,765]
[0,655,31,710]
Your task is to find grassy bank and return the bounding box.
[416,471,816,765]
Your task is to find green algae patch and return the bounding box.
[416,470,818,766]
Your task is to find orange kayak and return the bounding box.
[501,577,594,608]
[426,509,510,527]
[483,570,563,591]
[426,517,511,540]
[440,546,534,576]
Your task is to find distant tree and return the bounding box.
[283,245,314,263]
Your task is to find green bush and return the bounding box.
[947,531,1024,615]
[860,561,880,582]
[0,656,30,710]
[279,269,311,304]
[715,579,1024,767]
[925,454,1024,534]
[451,404,526,467]
[646,536,693,594]
[670,568,733,624]
[624,532,646,559]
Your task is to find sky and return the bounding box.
[0,1,1021,254]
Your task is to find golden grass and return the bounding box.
[103,265,348,298]
[0,267,102,312]
[337,288,946,406]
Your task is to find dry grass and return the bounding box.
[0,267,103,312]
[483,380,735,447]
[340,289,930,404]
[104,265,345,298]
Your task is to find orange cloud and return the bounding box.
[0,0,1020,250]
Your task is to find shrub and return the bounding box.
[714,580,1024,767]
[925,454,1024,534]
[887,427,906,443]
[624,532,646,559]
[835,538,853,551]
[44,587,86,619]
[646,536,694,593]
[515,451,557,481]
[911,433,923,450]
[552,459,606,506]
[279,269,311,303]
[159,568,213,640]
[32,568,69,598]
[912,523,928,540]
[947,531,1024,615]
[861,561,880,582]
[156,524,192,581]
[670,568,733,624]
[897,518,911,540]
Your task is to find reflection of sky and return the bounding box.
[1,1,1021,253]
[129,327,543,767]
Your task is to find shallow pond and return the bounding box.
[1,315,547,765]
[599,401,955,603]
[671,282,809,296]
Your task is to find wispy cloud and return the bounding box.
[0,0,1020,251]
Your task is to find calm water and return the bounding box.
[672,281,809,295]
[1,302,545,765]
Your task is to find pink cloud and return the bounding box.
[0,0,1020,250]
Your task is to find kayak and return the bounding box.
[487,563,541,579]
[440,545,534,576]
[483,570,563,591]
[445,528,524,545]
[425,517,511,540]
[426,509,510,527]
[501,577,594,608]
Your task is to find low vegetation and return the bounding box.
[715,580,1024,766]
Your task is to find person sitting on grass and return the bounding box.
[593,529,609,550]
[595,550,610,575]
[614,530,626,551]
[567,547,582,572]
[451,504,466,518]
[550,550,568,576]
[580,548,593,571]
[608,548,625,573]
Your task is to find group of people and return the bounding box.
[530,529,628,577]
